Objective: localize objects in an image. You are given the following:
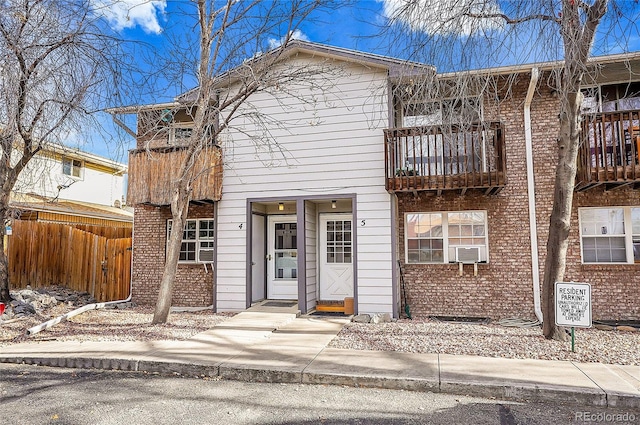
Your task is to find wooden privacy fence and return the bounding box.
[7,221,132,302]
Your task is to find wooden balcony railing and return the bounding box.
[384,122,506,194]
[127,145,223,206]
[576,109,640,191]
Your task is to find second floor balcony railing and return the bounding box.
[128,145,223,206]
[384,122,506,194]
[576,109,640,191]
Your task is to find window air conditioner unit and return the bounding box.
[455,246,481,264]
[199,249,214,263]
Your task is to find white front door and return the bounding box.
[267,215,298,300]
[319,214,354,301]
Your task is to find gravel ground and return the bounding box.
[0,305,233,346]
[2,306,639,366]
[329,319,640,365]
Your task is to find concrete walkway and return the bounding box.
[1,305,639,409]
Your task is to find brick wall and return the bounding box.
[397,75,640,321]
[131,203,215,307]
[569,190,640,320]
[532,79,640,321]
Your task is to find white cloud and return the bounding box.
[268,29,310,50]
[93,0,166,34]
[381,0,504,37]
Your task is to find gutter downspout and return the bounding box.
[524,68,544,323]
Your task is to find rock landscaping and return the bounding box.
[329,319,640,365]
[351,313,393,324]
[0,286,103,322]
[0,295,231,347]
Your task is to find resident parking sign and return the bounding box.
[555,282,592,328]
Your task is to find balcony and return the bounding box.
[127,145,223,206]
[384,122,506,194]
[576,109,640,191]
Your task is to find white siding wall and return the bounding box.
[305,201,317,311]
[216,55,394,315]
[15,153,126,207]
[353,190,394,313]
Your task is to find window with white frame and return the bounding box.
[405,211,488,264]
[62,157,83,179]
[168,123,194,145]
[403,97,482,127]
[167,218,215,263]
[579,207,640,264]
[633,208,640,263]
[168,123,218,146]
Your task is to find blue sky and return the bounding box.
[87,0,640,161]
[106,0,640,64]
[89,0,393,161]
[104,0,388,53]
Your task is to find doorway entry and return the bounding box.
[319,213,354,301]
[267,215,298,300]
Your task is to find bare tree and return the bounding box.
[383,0,639,339]
[0,0,128,302]
[113,0,332,324]
[540,0,608,340]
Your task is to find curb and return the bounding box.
[302,372,438,392]
[2,354,638,408]
[138,360,218,377]
[440,381,607,407]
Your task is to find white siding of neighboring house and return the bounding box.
[15,152,126,207]
[215,55,394,315]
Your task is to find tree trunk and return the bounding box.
[152,187,191,324]
[0,206,9,303]
[0,235,8,303]
[541,91,583,341]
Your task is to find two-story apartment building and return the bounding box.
[390,61,640,322]
[124,41,640,321]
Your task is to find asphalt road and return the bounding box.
[1,363,638,425]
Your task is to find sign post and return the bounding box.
[555,282,592,352]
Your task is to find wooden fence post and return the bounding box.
[91,234,98,299]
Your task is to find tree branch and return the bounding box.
[465,12,561,25]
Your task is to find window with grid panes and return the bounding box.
[326,219,352,264]
[167,219,215,263]
[579,207,640,263]
[405,211,488,264]
[62,157,83,179]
